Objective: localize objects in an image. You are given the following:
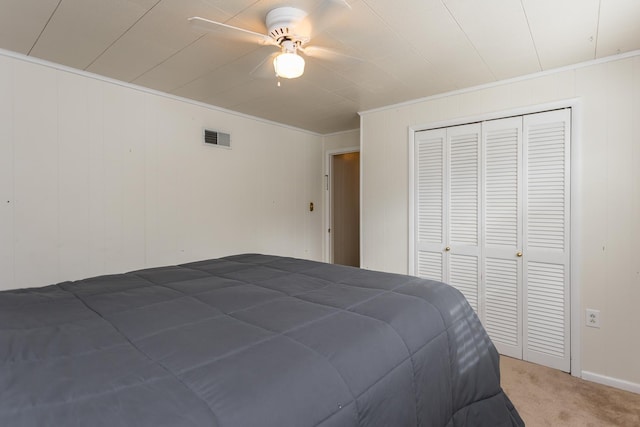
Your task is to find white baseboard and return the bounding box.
[582,371,640,395]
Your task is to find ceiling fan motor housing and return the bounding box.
[266,7,308,42]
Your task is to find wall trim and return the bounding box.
[359,114,365,270]
[582,371,640,395]
[322,128,360,138]
[408,98,581,133]
[0,48,322,137]
[360,49,640,116]
[407,98,582,378]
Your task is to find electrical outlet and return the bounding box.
[586,309,600,328]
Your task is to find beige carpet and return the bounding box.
[500,356,640,426]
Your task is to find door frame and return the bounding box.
[408,98,582,377]
[324,147,360,264]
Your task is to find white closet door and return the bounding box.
[412,109,571,372]
[447,123,481,312]
[415,128,446,281]
[523,109,571,372]
[482,117,523,359]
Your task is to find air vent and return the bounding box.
[204,129,231,148]
[269,26,291,39]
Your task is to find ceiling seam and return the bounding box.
[440,0,497,80]
[519,0,543,71]
[360,0,436,69]
[227,0,262,23]
[27,0,62,56]
[359,0,456,99]
[346,1,432,101]
[139,0,268,94]
[83,0,163,72]
[170,45,271,95]
[157,0,265,91]
[129,33,209,85]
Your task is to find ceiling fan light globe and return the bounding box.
[273,53,305,79]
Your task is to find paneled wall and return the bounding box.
[0,52,324,291]
[360,53,640,389]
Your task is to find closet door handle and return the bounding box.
[516,251,523,257]
[445,247,451,252]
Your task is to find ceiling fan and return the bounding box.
[188,0,356,82]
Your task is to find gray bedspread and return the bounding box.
[0,254,523,426]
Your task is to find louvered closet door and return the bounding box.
[523,109,571,372]
[482,117,523,359]
[413,109,571,372]
[415,129,446,281]
[447,124,481,312]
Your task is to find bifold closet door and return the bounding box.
[523,109,571,372]
[415,128,446,281]
[414,109,570,372]
[481,110,571,370]
[446,124,481,312]
[482,117,523,359]
[415,124,481,312]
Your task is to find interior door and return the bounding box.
[331,152,360,267]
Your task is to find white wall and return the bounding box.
[0,52,324,291]
[360,53,640,389]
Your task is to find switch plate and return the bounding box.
[586,309,600,328]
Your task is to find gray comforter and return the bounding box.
[0,254,523,426]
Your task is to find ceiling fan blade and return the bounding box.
[299,46,361,66]
[188,17,276,46]
[294,0,351,38]
[250,52,279,79]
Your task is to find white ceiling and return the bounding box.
[1,0,639,134]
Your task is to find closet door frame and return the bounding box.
[408,98,583,378]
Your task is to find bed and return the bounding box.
[0,253,523,426]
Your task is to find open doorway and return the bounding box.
[326,150,360,267]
